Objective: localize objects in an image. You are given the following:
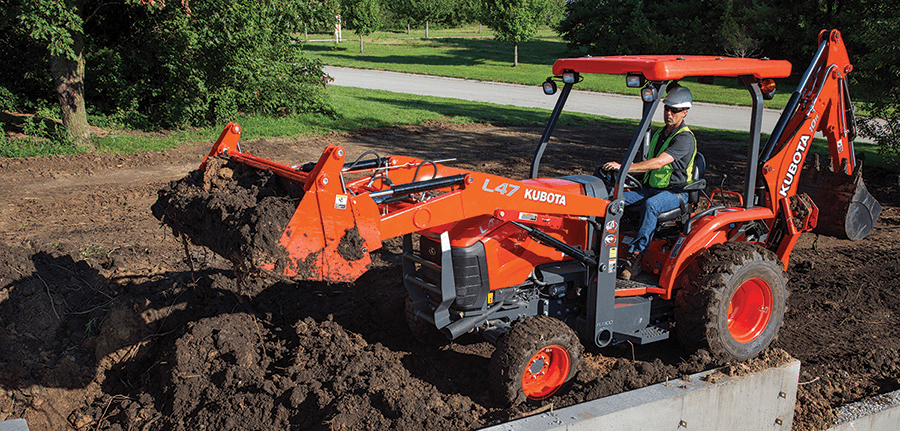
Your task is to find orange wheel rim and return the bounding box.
[727,278,773,343]
[521,345,570,400]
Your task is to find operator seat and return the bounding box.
[655,152,706,225]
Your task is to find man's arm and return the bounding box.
[602,152,675,174]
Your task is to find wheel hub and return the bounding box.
[521,345,570,400]
[728,278,774,343]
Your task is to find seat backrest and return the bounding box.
[693,152,706,181]
[688,152,706,204]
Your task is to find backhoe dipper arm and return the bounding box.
[761,29,881,245]
[761,30,856,207]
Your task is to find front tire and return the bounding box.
[404,296,450,346]
[675,242,788,361]
[489,316,583,405]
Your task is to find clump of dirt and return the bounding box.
[337,226,367,262]
[151,157,300,295]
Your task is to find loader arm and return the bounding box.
[200,124,610,282]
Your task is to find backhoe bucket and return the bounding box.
[797,154,882,241]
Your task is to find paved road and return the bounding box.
[324,66,789,136]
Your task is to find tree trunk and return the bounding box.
[426,20,429,38]
[49,29,92,150]
[360,35,364,52]
[514,43,519,67]
[407,22,410,35]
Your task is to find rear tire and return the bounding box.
[675,242,787,361]
[404,296,450,346]
[489,316,582,405]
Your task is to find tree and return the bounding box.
[17,0,99,149]
[4,0,337,144]
[853,8,900,167]
[480,0,563,66]
[395,0,453,38]
[301,0,341,34]
[342,0,381,52]
[12,0,193,149]
[554,0,663,56]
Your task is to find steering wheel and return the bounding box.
[621,171,643,191]
[596,166,643,191]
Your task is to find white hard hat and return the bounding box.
[664,86,693,109]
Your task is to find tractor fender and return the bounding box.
[658,207,775,299]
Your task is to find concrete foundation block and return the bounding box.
[483,360,801,431]
[826,389,900,431]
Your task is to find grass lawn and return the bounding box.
[301,27,795,111]
[87,86,892,170]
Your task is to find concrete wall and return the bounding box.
[0,419,28,431]
[482,360,801,431]
[825,389,900,431]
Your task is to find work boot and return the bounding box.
[618,251,642,280]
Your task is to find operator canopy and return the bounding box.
[664,86,692,109]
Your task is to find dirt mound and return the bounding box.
[142,312,483,431]
[778,239,900,430]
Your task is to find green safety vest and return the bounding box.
[643,125,697,189]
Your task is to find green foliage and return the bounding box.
[300,0,341,33]
[853,9,900,167]
[554,0,665,56]
[18,0,84,59]
[343,0,382,36]
[554,0,899,163]
[553,0,870,66]
[78,0,336,130]
[395,0,453,23]
[383,0,480,30]
[0,87,16,112]
[0,118,79,158]
[480,0,563,44]
[0,4,56,112]
[1,0,337,133]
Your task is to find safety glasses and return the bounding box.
[664,105,687,114]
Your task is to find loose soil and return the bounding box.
[1,120,898,430]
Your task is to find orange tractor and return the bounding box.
[155,30,881,404]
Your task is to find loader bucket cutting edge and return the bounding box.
[797,154,882,241]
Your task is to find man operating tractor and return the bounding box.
[602,85,699,280]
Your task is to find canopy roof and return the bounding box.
[552,55,792,80]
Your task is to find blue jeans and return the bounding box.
[622,188,688,254]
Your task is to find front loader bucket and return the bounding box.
[152,123,380,284]
[797,154,882,241]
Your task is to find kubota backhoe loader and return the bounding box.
[153,29,881,405]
